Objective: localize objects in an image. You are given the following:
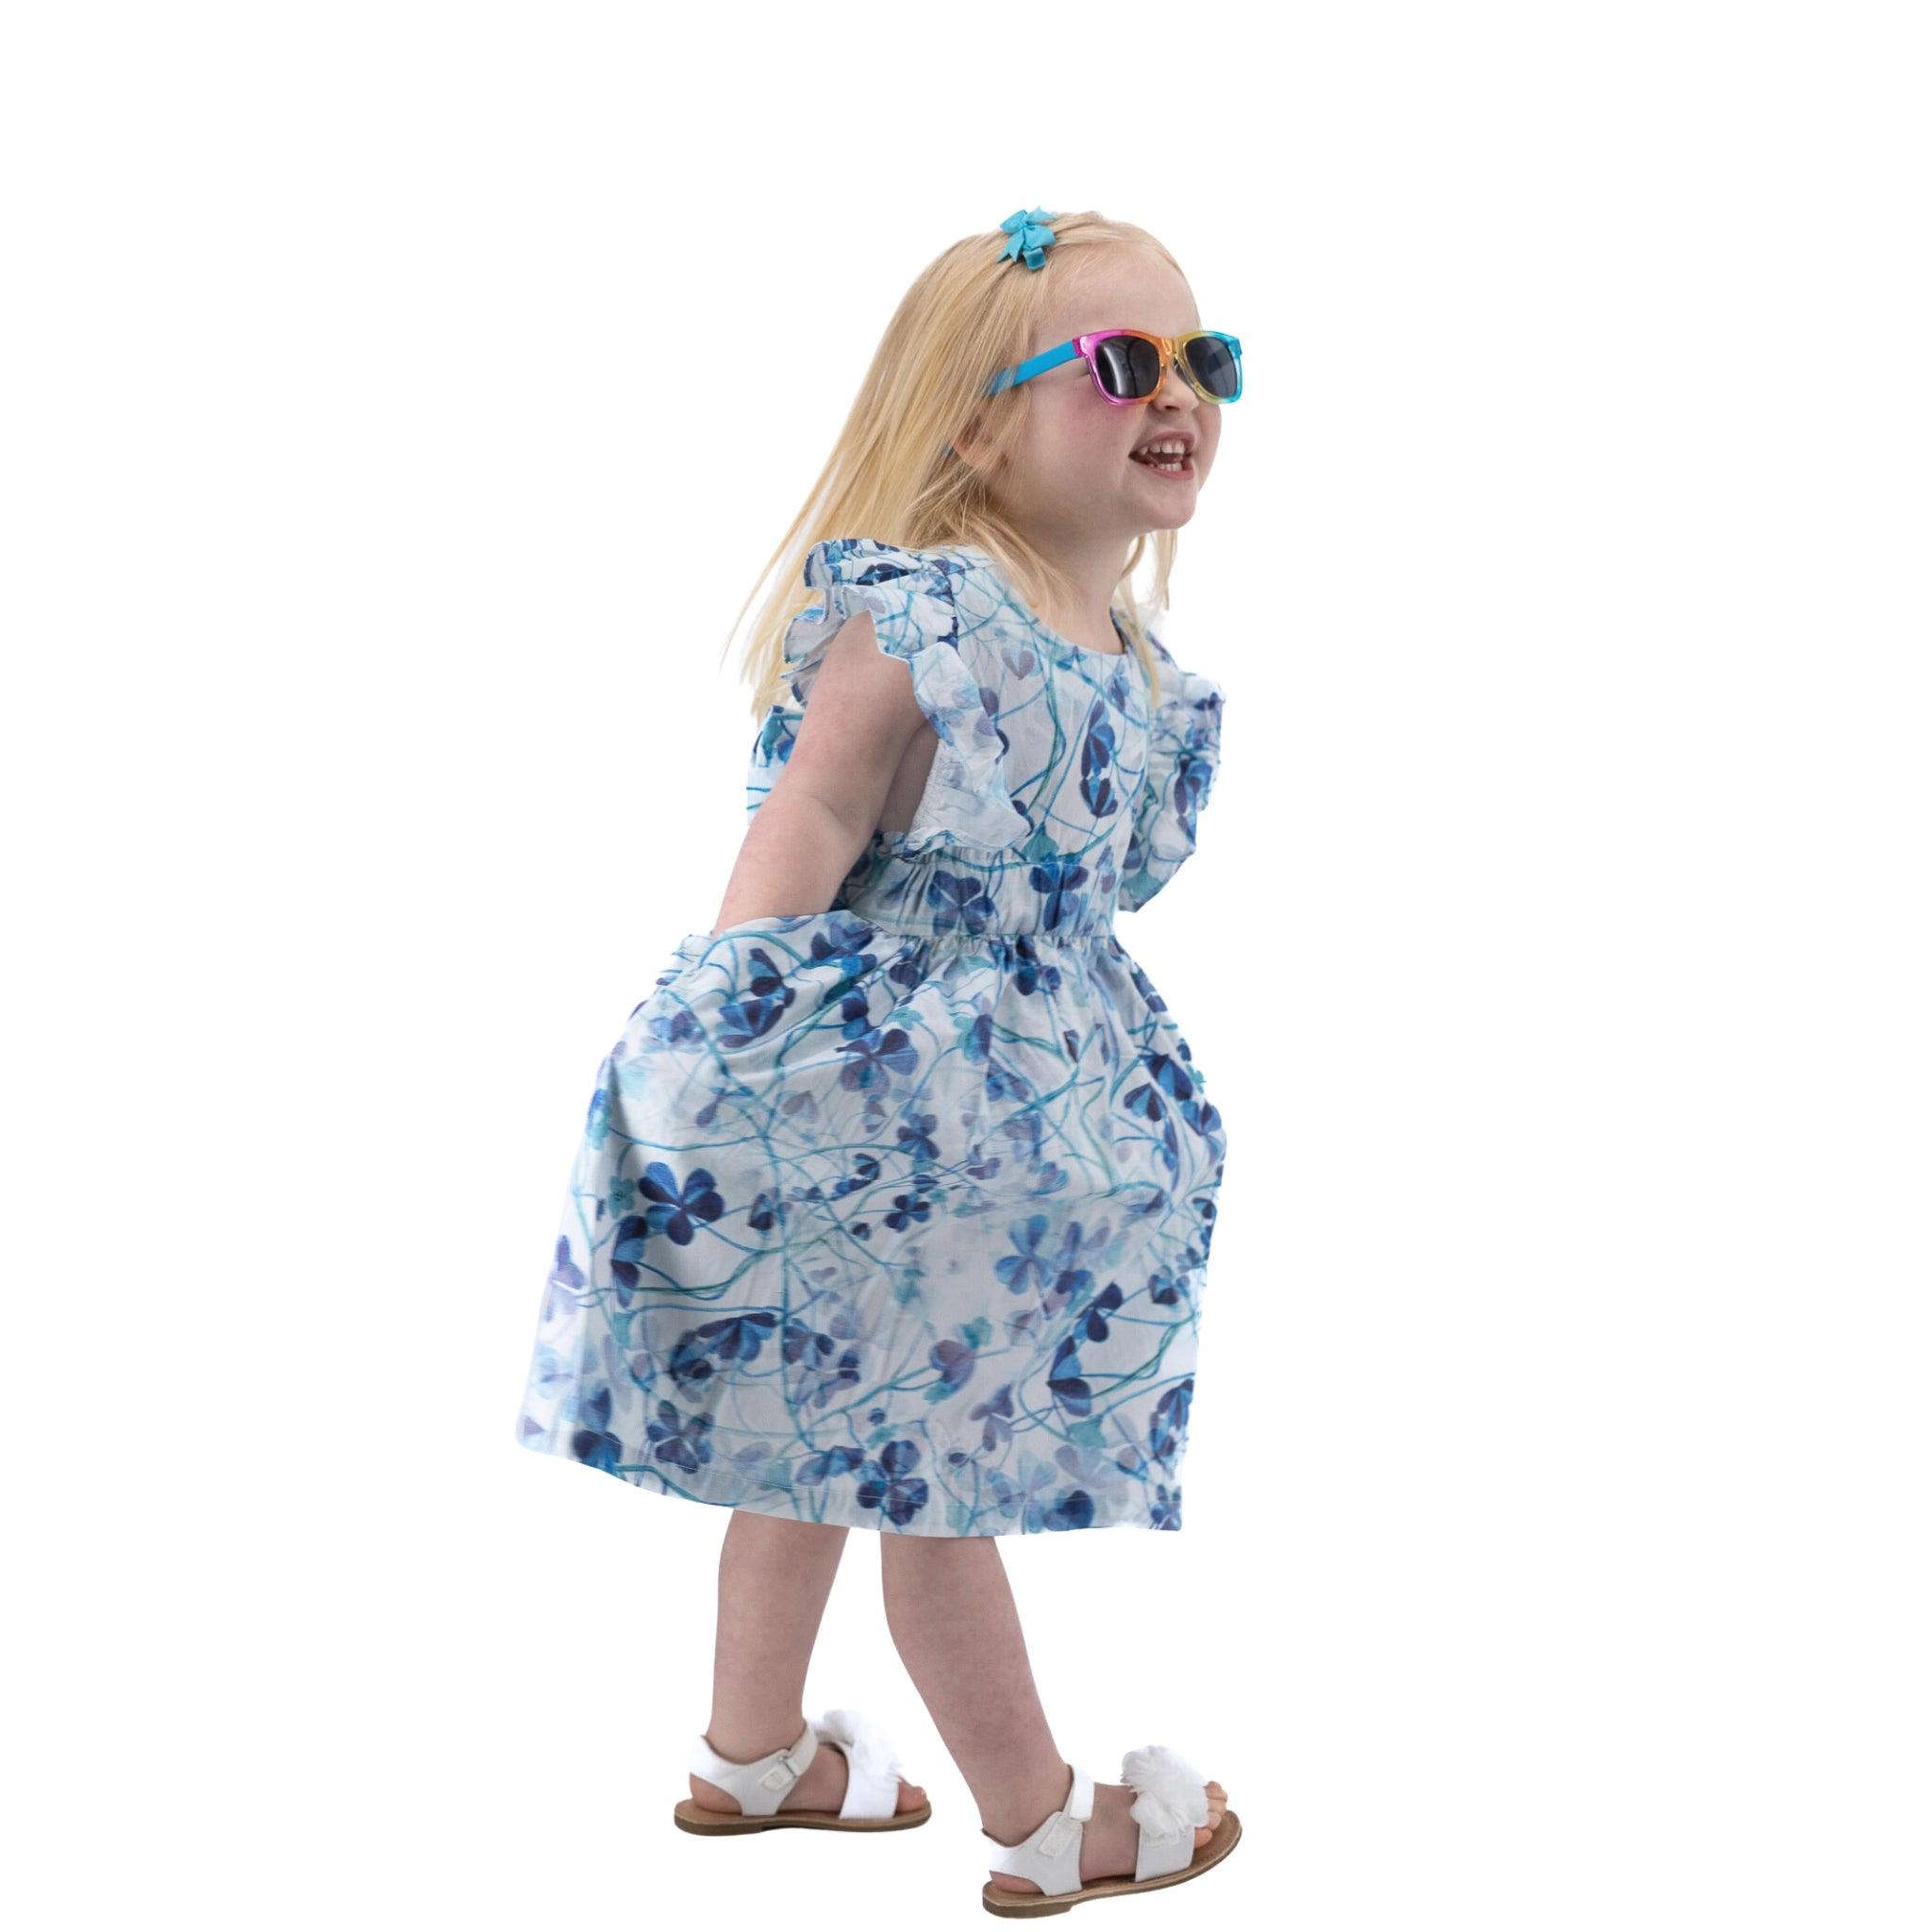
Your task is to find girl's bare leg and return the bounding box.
[687,1509,926,1816]
[879,1533,1226,1895]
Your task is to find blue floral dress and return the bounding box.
[515,538,1228,1535]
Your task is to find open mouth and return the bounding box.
[1129,440,1194,476]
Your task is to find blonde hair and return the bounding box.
[725,209,1190,719]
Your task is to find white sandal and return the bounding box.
[980,1747,1241,1916]
[672,1707,931,1835]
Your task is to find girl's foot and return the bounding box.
[985,1775,1230,1897]
[690,1736,927,1819]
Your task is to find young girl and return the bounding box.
[515,207,1241,1914]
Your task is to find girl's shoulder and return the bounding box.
[774,536,1029,850]
[791,536,988,667]
[791,536,1052,701]
[798,536,988,625]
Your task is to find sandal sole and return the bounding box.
[673,1797,933,1835]
[980,1807,1241,1916]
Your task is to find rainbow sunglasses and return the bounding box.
[983,328,1243,405]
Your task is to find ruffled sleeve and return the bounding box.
[1118,629,1225,911]
[778,537,1030,856]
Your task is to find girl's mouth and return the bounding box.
[1129,449,1194,478]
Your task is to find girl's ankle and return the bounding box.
[701,1716,806,1762]
[979,1760,1079,1845]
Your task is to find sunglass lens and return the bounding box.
[1184,335,1241,401]
[1091,334,1164,401]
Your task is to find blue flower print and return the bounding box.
[837,1024,920,1093]
[546,1235,586,1298]
[1149,1377,1193,1466]
[608,1214,653,1299]
[849,554,959,625]
[1173,747,1213,831]
[642,1004,703,1050]
[884,1177,938,1232]
[639,1160,726,1245]
[1027,854,1090,931]
[964,1379,1018,1454]
[644,1398,715,1474]
[804,914,882,977]
[524,1343,575,1408]
[975,1466,1025,1526]
[797,1441,866,1486]
[717,947,797,1048]
[781,1319,827,1366]
[1007,938,1063,997]
[1047,1335,1092,1419]
[1079,701,1122,819]
[1144,1050,1198,1111]
[697,1310,778,1363]
[1122,1058,1188,1179]
[667,1332,714,1389]
[996,1213,1056,1297]
[856,1440,930,1526]
[927,867,999,936]
[927,1321,984,1398]
[1013,1457,1097,1533]
[1041,1489,1095,1531]
[569,1384,622,1473]
[828,1151,882,1201]
[803,1348,863,1410]
[1053,1440,1118,1491]
[1000,1217,1103,1350]
[1077,1281,1124,1342]
[780,1321,864,1409]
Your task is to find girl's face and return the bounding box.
[974,249,1222,553]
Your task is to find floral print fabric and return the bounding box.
[515,538,1228,1534]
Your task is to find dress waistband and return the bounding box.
[681,915,1119,956]
[862,924,1117,944]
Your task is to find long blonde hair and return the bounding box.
[726,209,1189,718]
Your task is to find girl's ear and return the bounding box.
[949,411,989,473]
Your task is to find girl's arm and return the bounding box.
[705,609,928,934]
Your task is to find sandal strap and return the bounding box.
[985,1762,1094,1897]
[1122,1743,1211,1883]
[811,1707,911,1821]
[687,1718,819,1817]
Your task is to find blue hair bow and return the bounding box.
[997,207,1058,271]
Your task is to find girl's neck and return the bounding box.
[1014,538,1133,653]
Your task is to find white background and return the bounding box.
[6,3,1926,1926]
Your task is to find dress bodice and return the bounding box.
[742,539,1225,941]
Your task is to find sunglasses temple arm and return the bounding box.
[984,338,1086,398]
